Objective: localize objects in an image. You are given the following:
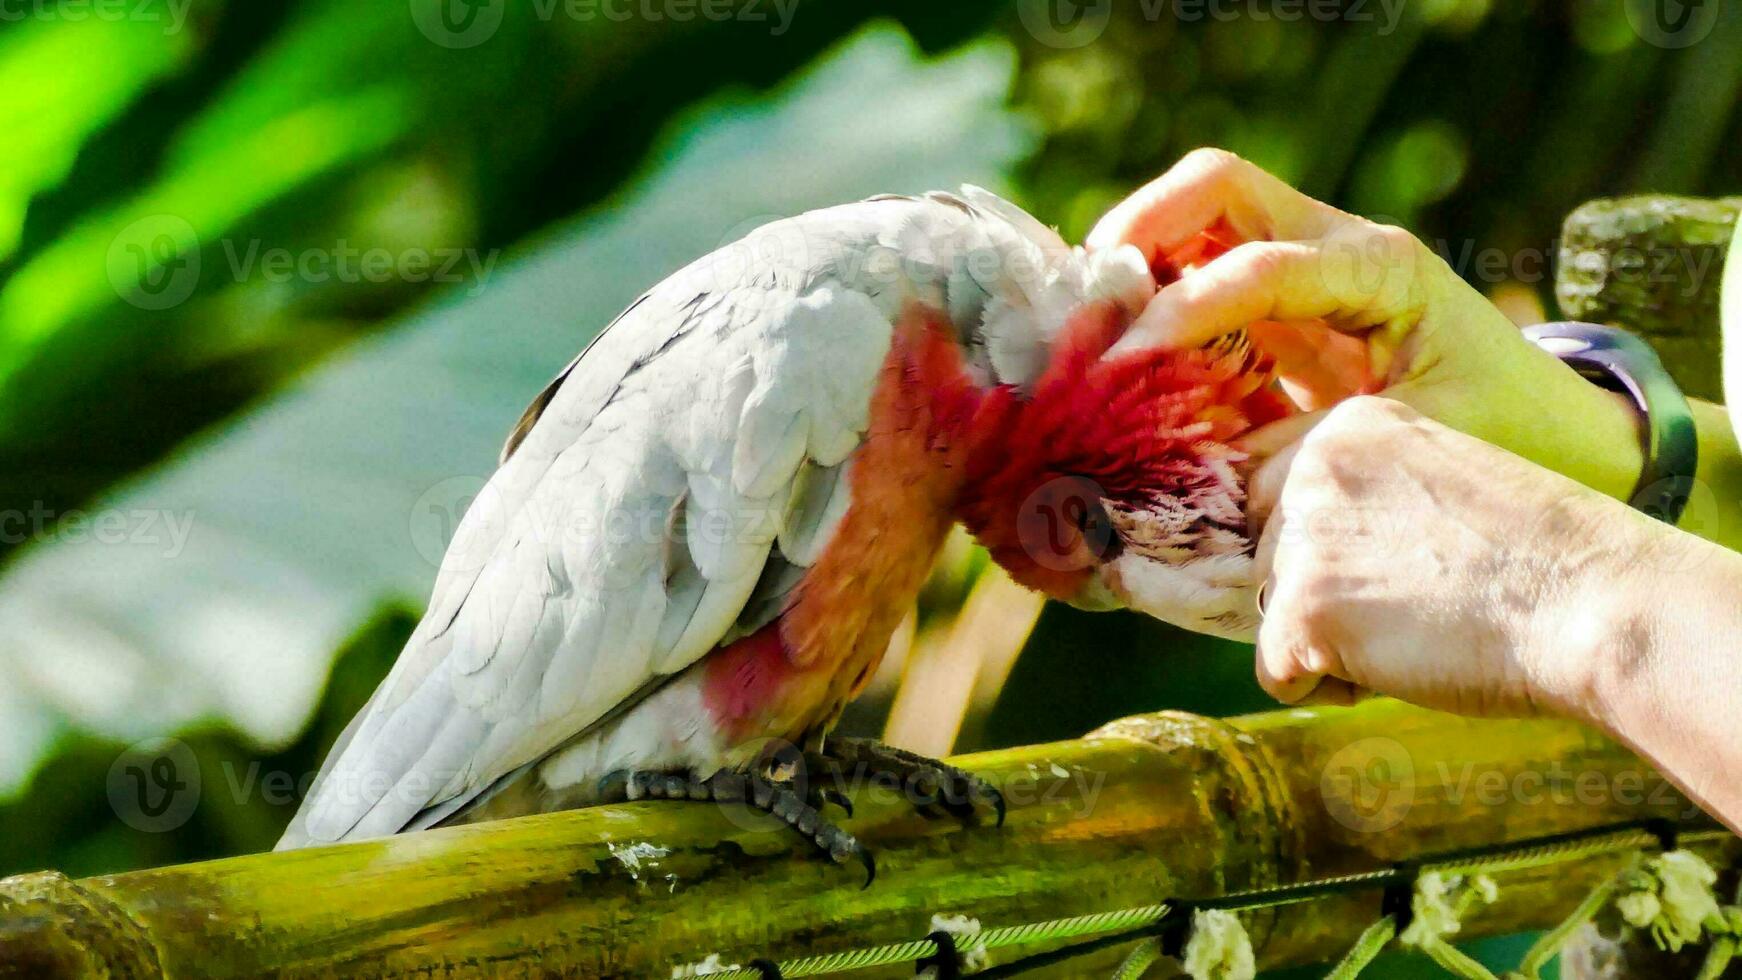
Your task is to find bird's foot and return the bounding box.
[599,768,874,887]
[805,737,1005,828]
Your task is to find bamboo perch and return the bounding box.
[1556,194,1739,401]
[1,700,1730,978]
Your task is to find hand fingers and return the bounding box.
[1255,602,1354,705]
[1236,407,1326,459]
[1255,586,1363,706]
[1254,631,1325,705]
[1247,320,1373,409]
[1290,677,1371,708]
[1109,234,1428,355]
[1243,432,1310,536]
[1086,148,1344,259]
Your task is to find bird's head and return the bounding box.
[957,301,1292,641]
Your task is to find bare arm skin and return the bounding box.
[1245,396,1742,833]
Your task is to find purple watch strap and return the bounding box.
[1522,321,1698,525]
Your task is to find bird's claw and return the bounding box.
[812,786,854,818]
[818,822,875,888]
[602,768,874,887]
[811,737,1005,829]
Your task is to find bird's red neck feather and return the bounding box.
[955,302,1291,600]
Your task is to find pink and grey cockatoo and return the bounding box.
[277,188,1287,874]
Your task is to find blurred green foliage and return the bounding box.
[2,2,1739,975]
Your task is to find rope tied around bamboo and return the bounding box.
[681,824,1740,979]
[1318,845,1742,980]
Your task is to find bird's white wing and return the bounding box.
[280,192,1063,847]
[283,272,896,847]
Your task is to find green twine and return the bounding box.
[1323,917,1397,980]
[1695,881,1742,980]
[1110,937,1162,980]
[1512,864,1626,979]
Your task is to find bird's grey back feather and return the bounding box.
[278,191,1103,848]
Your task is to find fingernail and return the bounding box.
[1275,672,1327,705]
[1110,308,1182,357]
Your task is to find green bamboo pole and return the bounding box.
[0,701,1729,978]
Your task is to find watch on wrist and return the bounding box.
[1522,321,1698,526]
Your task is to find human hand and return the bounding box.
[1090,148,1644,501]
[1244,395,1670,718]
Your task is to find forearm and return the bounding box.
[1534,373,1742,552]
[1573,526,1742,832]
[1686,398,1742,553]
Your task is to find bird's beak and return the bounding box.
[1065,571,1126,612]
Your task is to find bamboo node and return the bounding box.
[0,871,163,979]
